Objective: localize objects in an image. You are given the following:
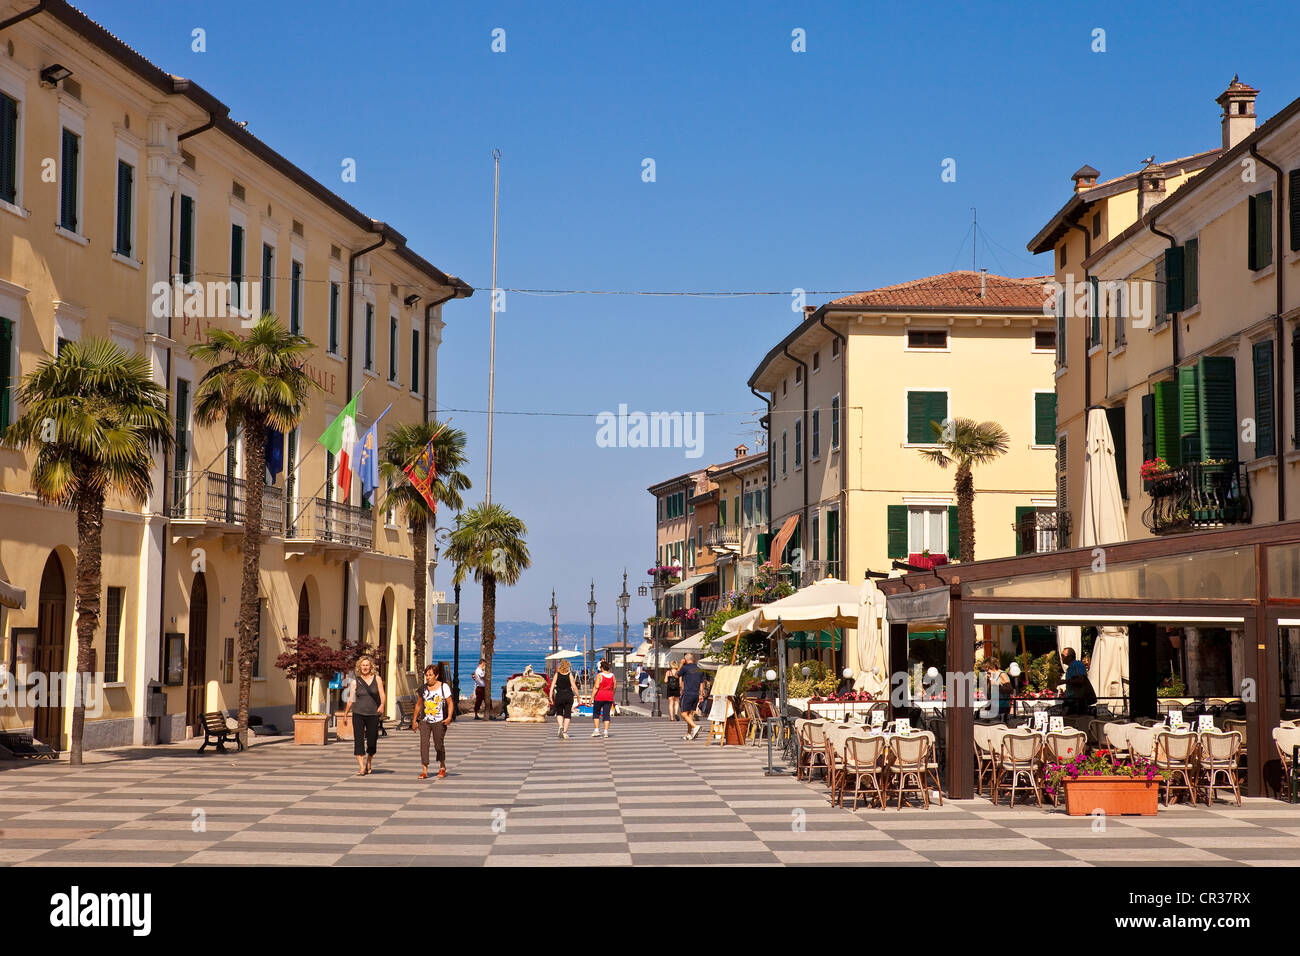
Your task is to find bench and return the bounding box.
[395,695,416,729]
[198,712,244,754]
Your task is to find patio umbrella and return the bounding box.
[544,647,583,660]
[855,580,888,695]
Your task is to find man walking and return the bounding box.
[677,653,705,740]
[473,659,487,719]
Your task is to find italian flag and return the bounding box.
[318,392,359,499]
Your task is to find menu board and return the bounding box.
[1033,711,1049,731]
[1049,716,1065,734]
[894,717,911,735]
[1168,711,1186,729]
[871,709,885,726]
[1197,714,1215,732]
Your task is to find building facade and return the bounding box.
[0,1,470,749]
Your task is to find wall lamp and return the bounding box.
[40,64,72,87]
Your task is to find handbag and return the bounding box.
[336,712,353,737]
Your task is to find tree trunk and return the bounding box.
[956,462,976,563]
[481,573,496,718]
[236,415,268,747]
[68,484,105,768]
[412,519,427,671]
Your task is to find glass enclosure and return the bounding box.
[1077,547,1254,600]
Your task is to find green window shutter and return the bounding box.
[1089,276,1100,347]
[115,161,133,256]
[1197,355,1238,463]
[1014,505,1035,555]
[734,495,739,528]
[230,225,244,292]
[0,93,16,204]
[1034,392,1056,446]
[179,195,194,282]
[1105,405,1128,500]
[174,378,189,471]
[757,532,770,563]
[60,129,78,231]
[329,283,339,352]
[907,392,929,444]
[1164,246,1185,314]
[886,505,907,559]
[719,499,726,526]
[947,505,960,559]
[1184,238,1199,308]
[1249,191,1273,270]
[0,316,11,432]
[1254,340,1276,457]
[1152,380,1182,467]
[1177,364,1200,463]
[1141,393,1155,463]
[932,392,948,438]
[290,260,302,333]
[1293,330,1300,449]
[1290,170,1300,253]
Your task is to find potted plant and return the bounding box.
[1140,456,1172,491]
[1045,748,1164,816]
[274,635,349,745]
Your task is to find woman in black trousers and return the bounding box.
[344,655,386,775]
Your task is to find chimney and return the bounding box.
[1216,75,1258,151]
[734,443,748,459]
[1138,167,1167,218]
[802,305,815,319]
[978,267,987,298]
[1071,165,1100,194]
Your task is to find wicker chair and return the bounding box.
[916,729,943,805]
[1154,730,1199,806]
[1273,726,1300,800]
[1041,731,1086,807]
[842,735,888,810]
[1222,718,1248,751]
[1103,722,1139,757]
[996,732,1044,807]
[1126,726,1157,760]
[886,734,931,810]
[822,730,847,806]
[796,720,828,782]
[973,723,1005,797]
[1198,730,1242,806]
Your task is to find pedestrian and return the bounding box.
[698,676,713,718]
[677,652,705,740]
[473,658,487,719]
[665,662,681,720]
[550,659,576,739]
[637,663,651,702]
[590,659,616,738]
[343,654,386,776]
[1060,647,1096,716]
[414,662,452,779]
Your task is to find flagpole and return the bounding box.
[485,148,500,506]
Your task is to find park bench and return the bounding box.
[198,712,243,754]
[395,695,416,729]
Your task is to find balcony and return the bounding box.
[1014,508,1071,554]
[170,470,284,542]
[285,496,375,558]
[1142,461,1251,536]
[797,559,840,585]
[706,527,740,552]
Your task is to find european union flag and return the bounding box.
[353,404,391,500]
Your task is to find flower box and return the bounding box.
[293,714,329,746]
[724,716,751,746]
[1063,776,1159,816]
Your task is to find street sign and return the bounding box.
[430,591,447,604]
[436,603,458,626]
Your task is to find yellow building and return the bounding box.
[749,272,1060,592]
[0,1,470,750]
[706,444,769,598]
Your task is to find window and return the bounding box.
[825,509,839,576]
[831,395,840,449]
[1184,237,1199,309]
[179,195,195,283]
[286,428,298,532]
[289,260,302,334]
[1056,435,1067,523]
[811,514,820,562]
[831,337,840,358]
[1059,243,1067,268]
[781,431,787,475]
[59,128,79,231]
[1092,212,1101,239]
[230,224,245,310]
[811,408,820,458]
[1289,169,1300,253]
[1033,392,1056,447]
[104,587,124,683]
[1034,329,1056,352]
[223,638,235,684]
[697,527,703,552]
[795,366,802,384]
[1255,340,1276,458]
[1249,190,1273,271]
[329,282,340,353]
[410,326,420,392]
[794,420,802,468]
[114,160,134,256]
[364,304,375,370]
[1105,405,1128,500]
[389,313,399,382]
[173,378,190,505]
[1113,285,1127,349]
[1055,290,1067,366]
[0,91,18,205]
[782,378,787,397]
[886,505,950,559]
[326,450,335,504]
[906,390,948,444]
[720,498,727,525]
[812,351,820,371]
[734,494,739,529]
[1294,330,1300,450]
[261,243,274,314]
[1141,356,1238,470]
[0,316,14,431]
[906,329,947,350]
[1088,276,1100,349]
[657,497,663,522]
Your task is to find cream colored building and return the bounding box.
[749,272,1060,591]
[0,0,470,750]
[706,444,769,597]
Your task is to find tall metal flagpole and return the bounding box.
[486,149,501,506]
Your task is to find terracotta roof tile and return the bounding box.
[827,271,1052,311]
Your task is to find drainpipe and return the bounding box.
[1148,219,1179,372]
[783,345,810,572]
[346,231,387,398]
[0,1,46,32]
[1250,143,1287,523]
[818,313,847,579]
[1070,223,1093,407]
[750,385,771,486]
[177,113,219,143]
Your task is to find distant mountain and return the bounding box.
[430,620,631,658]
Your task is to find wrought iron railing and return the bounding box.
[705,527,740,551]
[286,496,375,549]
[1142,461,1251,535]
[1014,508,1070,553]
[169,470,284,535]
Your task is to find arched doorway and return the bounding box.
[377,596,390,690]
[295,582,311,713]
[34,553,67,748]
[186,573,209,734]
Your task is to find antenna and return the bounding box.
[972,207,977,271]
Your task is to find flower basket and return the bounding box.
[293,713,329,746]
[1063,776,1159,816]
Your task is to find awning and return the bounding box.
[666,571,714,597]
[786,629,842,651]
[0,578,25,610]
[769,513,800,564]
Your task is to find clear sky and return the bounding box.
[77,0,1298,626]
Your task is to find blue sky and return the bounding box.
[79,0,1298,625]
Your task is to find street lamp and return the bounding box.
[617,569,630,707]
[650,573,667,718]
[549,590,559,679]
[431,518,461,721]
[587,581,598,695]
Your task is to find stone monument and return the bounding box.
[506,665,550,722]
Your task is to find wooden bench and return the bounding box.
[395,695,417,729]
[198,712,244,754]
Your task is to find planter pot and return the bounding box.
[293,714,329,746]
[1063,776,1159,816]
[724,716,751,745]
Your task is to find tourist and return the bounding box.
[665,662,681,720]
[1061,647,1095,715]
[678,653,704,740]
[590,659,616,738]
[415,662,453,779]
[473,659,487,719]
[985,660,1012,717]
[550,659,576,739]
[343,654,386,776]
[637,663,651,702]
[698,676,713,718]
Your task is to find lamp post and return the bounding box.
[431,520,460,720]
[617,569,630,708]
[587,582,598,695]
[549,590,559,679]
[650,572,667,718]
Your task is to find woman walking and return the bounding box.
[550,659,576,739]
[590,659,616,739]
[665,663,681,721]
[344,655,386,776]
[415,662,453,778]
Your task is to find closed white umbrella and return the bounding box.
[854,580,888,695]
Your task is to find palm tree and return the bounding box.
[188,315,319,745]
[918,417,1010,563]
[444,503,531,716]
[3,340,171,765]
[377,421,470,670]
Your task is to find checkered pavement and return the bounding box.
[2,718,1299,866]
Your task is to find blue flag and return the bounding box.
[353,404,391,501]
[265,428,284,485]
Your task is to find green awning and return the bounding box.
[908,629,947,641]
[785,629,842,651]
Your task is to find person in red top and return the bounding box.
[590,658,617,739]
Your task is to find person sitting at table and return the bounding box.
[1060,647,1095,716]
[985,660,1012,717]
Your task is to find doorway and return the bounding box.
[186,573,209,733]
[295,582,310,713]
[34,553,67,748]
